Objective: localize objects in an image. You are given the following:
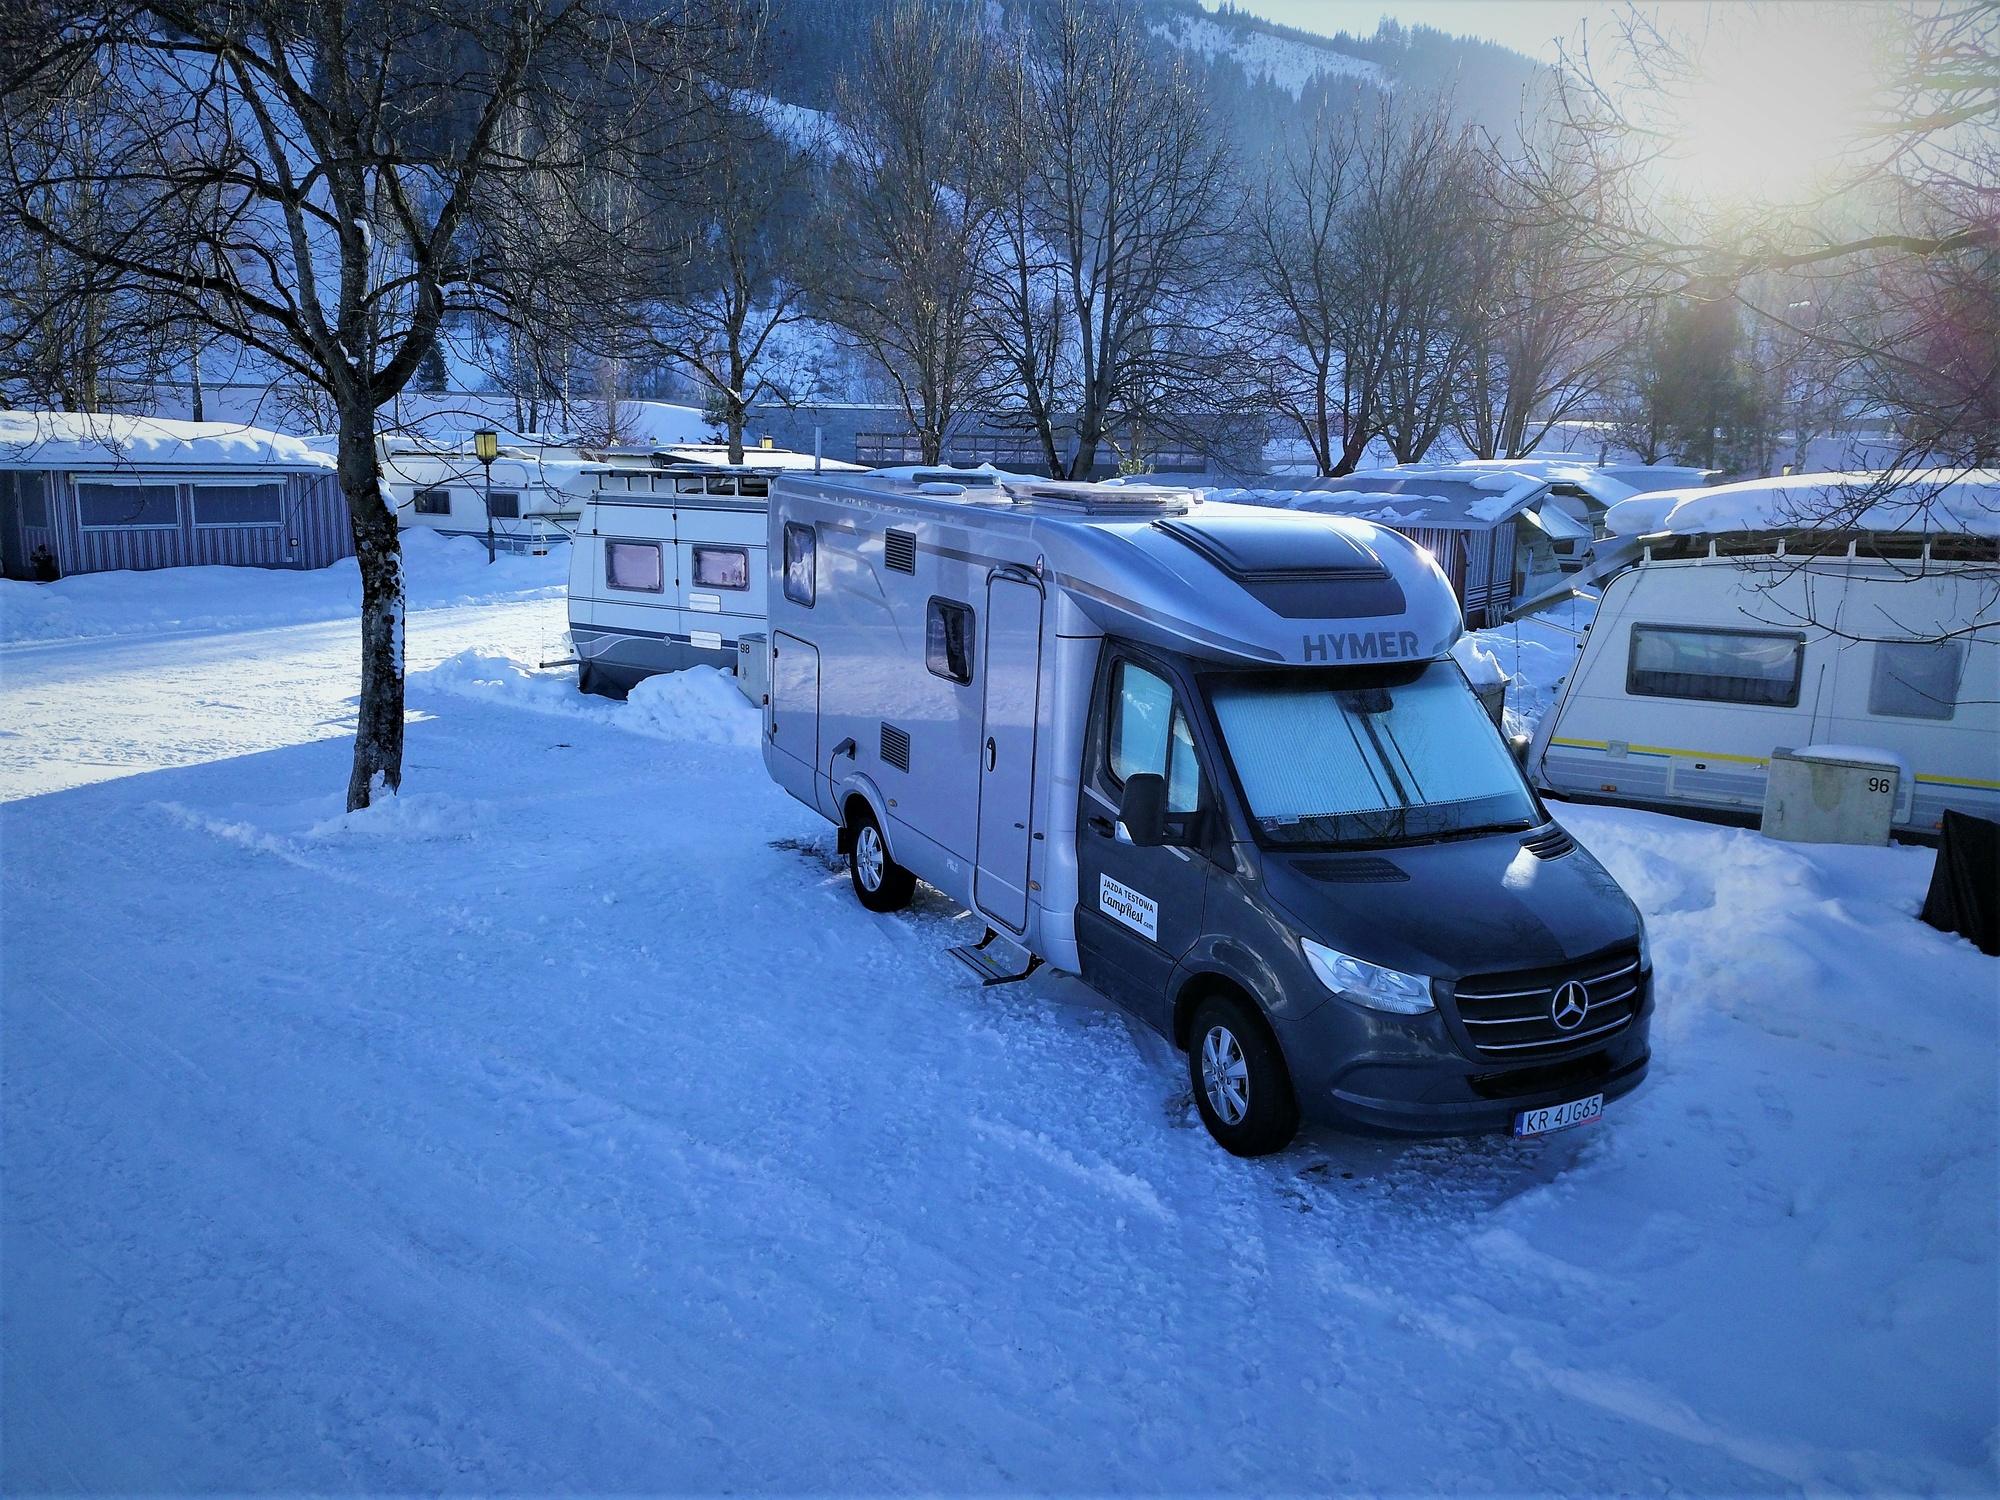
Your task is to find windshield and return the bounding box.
[1206,662,1539,847]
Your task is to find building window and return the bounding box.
[783,522,815,606]
[855,432,925,466]
[926,598,974,684]
[606,539,664,592]
[413,488,452,516]
[77,482,178,529]
[1870,641,1965,721]
[192,482,284,526]
[693,544,749,590]
[486,490,520,520]
[1627,624,1805,707]
[17,473,50,529]
[1107,660,1203,813]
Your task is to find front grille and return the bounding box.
[1450,948,1643,1060]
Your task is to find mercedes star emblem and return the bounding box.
[1550,980,1591,1031]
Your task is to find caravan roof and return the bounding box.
[790,470,1463,667]
[1604,470,2000,540]
[1280,468,1546,529]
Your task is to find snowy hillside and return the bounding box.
[2,553,1994,1491]
[1150,11,1387,96]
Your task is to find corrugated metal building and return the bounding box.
[0,412,352,580]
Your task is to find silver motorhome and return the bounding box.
[762,470,1652,1155]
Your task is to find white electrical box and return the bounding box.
[1761,746,1900,846]
[736,632,769,707]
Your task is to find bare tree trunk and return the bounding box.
[338,402,405,812]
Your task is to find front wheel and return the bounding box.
[847,804,915,913]
[1188,994,1300,1157]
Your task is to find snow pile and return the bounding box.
[308,792,497,840]
[1607,469,2000,538]
[1468,590,1596,737]
[1449,632,1506,690]
[0,529,564,645]
[1149,14,1386,97]
[413,652,758,748]
[0,410,334,471]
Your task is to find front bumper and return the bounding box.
[1273,978,1654,1137]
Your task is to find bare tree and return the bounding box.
[984,0,1236,479]
[1,0,725,809]
[823,2,1003,466]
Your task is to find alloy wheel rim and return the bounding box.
[857,826,884,890]
[1201,1025,1250,1126]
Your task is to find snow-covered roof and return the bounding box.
[1605,470,2000,540]
[1418,459,1640,507]
[660,444,865,474]
[1283,469,1547,528]
[0,410,335,472]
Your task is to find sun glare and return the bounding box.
[1659,5,1892,205]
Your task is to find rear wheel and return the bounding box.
[1188,993,1299,1157]
[848,803,915,913]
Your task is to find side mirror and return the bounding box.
[1508,731,1532,767]
[1117,773,1169,848]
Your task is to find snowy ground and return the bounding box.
[3,550,1996,1492]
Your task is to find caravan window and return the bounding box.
[606,540,664,592]
[1870,641,1965,721]
[413,488,452,516]
[693,545,749,590]
[487,490,521,520]
[1627,624,1805,707]
[77,482,177,529]
[738,477,770,498]
[705,476,738,496]
[191,482,284,526]
[926,599,974,684]
[674,476,708,495]
[1108,661,1203,814]
[783,522,815,606]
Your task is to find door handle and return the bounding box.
[985,736,997,771]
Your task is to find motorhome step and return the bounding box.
[948,929,1042,987]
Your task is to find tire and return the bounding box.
[847,803,916,913]
[1188,993,1300,1157]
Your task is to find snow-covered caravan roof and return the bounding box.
[785,471,1463,667]
[656,443,866,473]
[1403,458,1640,507]
[0,411,334,472]
[1280,468,1548,529]
[1605,470,2000,540]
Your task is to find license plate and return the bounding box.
[1513,1093,1604,1138]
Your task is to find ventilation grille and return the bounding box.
[1290,855,1409,883]
[884,529,917,573]
[880,722,911,771]
[1521,826,1577,859]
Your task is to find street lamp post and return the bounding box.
[474,427,499,565]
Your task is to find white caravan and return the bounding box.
[762,469,1654,1156]
[380,435,601,553]
[569,464,776,695]
[1529,471,2000,837]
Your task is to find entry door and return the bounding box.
[974,573,1045,932]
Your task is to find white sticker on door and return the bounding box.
[1099,873,1158,941]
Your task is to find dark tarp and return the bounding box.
[1920,810,2000,957]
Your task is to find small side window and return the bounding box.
[413,488,452,516]
[705,475,738,496]
[693,544,749,590]
[674,476,708,495]
[486,490,521,520]
[926,598,974,684]
[738,477,770,498]
[1870,641,1965,721]
[783,522,815,606]
[1627,624,1805,707]
[606,540,664,592]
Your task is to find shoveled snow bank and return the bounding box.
[0,529,563,645]
[0,410,333,470]
[412,652,759,747]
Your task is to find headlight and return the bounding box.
[1637,921,1653,973]
[1301,938,1436,1014]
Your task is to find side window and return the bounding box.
[77,482,178,529]
[674,476,707,495]
[413,488,451,516]
[191,482,283,526]
[705,475,738,496]
[486,490,521,520]
[783,522,815,606]
[738,477,770,498]
[605,540,663,592]
[926,598,974,684]
[1108,660,1202,814]
[1870,641,1964,721]
[1627,624,1805,707]
[693,544,749,590]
